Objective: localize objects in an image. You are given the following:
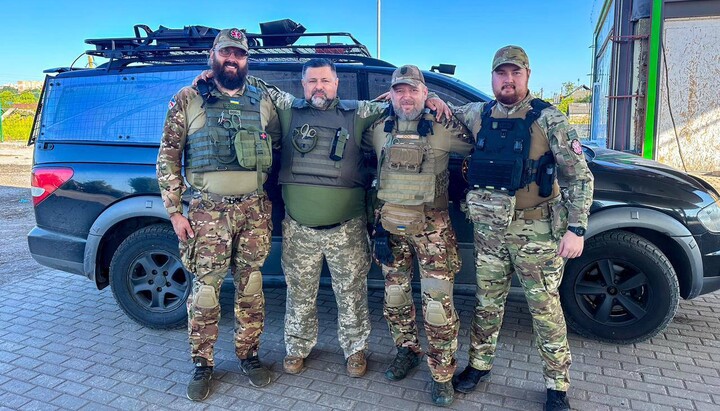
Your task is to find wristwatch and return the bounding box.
[567,226,586,237]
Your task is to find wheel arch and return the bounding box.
[586,206,702,299]
[83,195,171,289]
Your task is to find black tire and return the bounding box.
[560,230,679,344]
[109,224,191,329]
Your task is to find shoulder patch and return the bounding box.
[168,96,176,110]
[570,137,583,155]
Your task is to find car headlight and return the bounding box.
[698,200,720,233]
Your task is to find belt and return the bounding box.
[306,218,353,231]
[195,191,256,204]
[513,202,551,220]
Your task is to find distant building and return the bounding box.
[16,81,42,92]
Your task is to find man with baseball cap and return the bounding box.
[157,27,283,401]
[365,65,473,406]
[450,46,594,411]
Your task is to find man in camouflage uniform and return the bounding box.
[266,59,450,378]
[157,28,282,401]
[451,46,593,411]
[366,65,474,406]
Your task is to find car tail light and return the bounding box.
[31,167,74,206]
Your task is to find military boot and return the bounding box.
[186,358,213,401]
[346,350,367,377]
[385,347,421,381]
[430,380,454,407]
[452,365,491,393]
[545,389,571,411]
[240,355,272,388]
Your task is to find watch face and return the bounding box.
[569,226,586,236]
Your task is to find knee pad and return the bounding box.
[193,285,219,309]
[385,284,410,307]
[421,278,454,326]
[242,271,263,296]
[425,301,448,326]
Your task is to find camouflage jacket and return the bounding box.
[156,76,281,215]
[452,93,594,227]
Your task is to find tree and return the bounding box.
[561,81,578,98]
[557,97,575,115]
[16,92,38,104]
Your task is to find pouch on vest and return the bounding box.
[380,203,426,236]
[387,144,424,172]
[465,189,515,230]
[329,127,350,165]
[234,126,272,172]
[535,150,556,198]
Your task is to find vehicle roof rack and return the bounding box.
[83,22,393,69]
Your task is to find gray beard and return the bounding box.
[310,95,331,109]
[394,106,423,121]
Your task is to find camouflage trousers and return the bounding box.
[467,190,571,391]
[376,209,461,383]
[282,215,371,359]
[179,192,272,366]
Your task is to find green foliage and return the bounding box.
[1,113,34,141]
[576,94,592,103]
[561,81,577,97]
[0,89,39,107]
[556,97,575,115]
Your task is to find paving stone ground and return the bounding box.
[0,269,719,411]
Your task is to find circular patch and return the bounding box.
[229,28,244,40]
[571,139,583,155]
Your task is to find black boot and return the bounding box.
[545,389,571,411]
[385,347,421,381]
[240,355,272,388]
[452,365,490,393]
[431,380,454,407]
[186,358,213,401]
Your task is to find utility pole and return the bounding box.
[377,0,381,59]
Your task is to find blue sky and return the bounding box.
[1,0,600,96]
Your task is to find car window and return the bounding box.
[39,70,198,144]
[253,69,359,100]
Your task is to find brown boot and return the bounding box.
[283,356,305,374]
[346,350,367,377]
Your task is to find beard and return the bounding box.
[211,57,248,90]
[393,102,423,121]
[495,85,524,105]
[309,91,331,109]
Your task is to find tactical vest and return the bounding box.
[377,115,437,206]
[184,85,270,173]
[466,98,556,197]
[278,99,365,188]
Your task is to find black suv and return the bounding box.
[28,23,720,344]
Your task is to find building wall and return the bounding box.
[656,16,720,171]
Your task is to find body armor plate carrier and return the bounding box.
[185,84,271,173]
[466,98,554,196]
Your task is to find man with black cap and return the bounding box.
[157,27,282,401]
[365,64,473,406]
[450,46,594,411]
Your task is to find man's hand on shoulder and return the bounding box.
[426,97,451,121]
[192,69,214,87]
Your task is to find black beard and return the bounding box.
[212,59,247,90]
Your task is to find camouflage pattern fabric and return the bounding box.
[456,93,591,392]
[376,209,461,383]
[452,93,594,228]
[282,216,371,359]
[180,193,272,365]
[468,196,571,390]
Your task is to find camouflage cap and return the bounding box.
[491,45,530,71]
[213,28,249,52]
[391,65,425,87]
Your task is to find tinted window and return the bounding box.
[368,72,475,106]
[254,69,358,100]
[39,70,198,143]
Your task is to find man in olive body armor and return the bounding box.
[451,46,594,411]
[157,28,281,401]
[366,65,473,407]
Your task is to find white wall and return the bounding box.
[657,17,720,172]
